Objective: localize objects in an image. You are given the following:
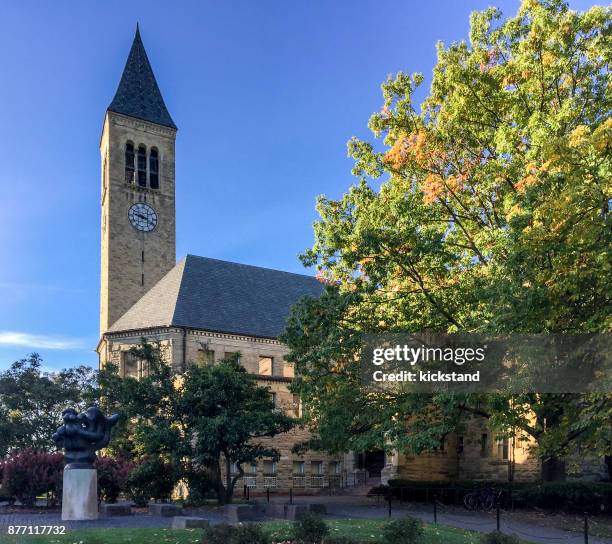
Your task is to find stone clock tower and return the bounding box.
[100,26,177,334]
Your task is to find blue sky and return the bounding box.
[0,0,595,371]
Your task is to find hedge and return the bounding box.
[375,479,612,513]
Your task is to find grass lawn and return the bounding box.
[0,519,538,544]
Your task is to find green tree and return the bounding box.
[179,355,295,504]
[96,342,185,488]
[0,354,97,455]
[283,0,611,480]
[98,343,295,504]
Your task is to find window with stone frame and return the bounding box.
[137,144,147,187]
[259,356,273,375]
[496,436,510,461]
[457,436,464,455]
[293,461,305,474]
[149,148,159,189]
[125,142,135,183]
[196,348,215,366]
[480,433,489,457]
[263,460,277,475]
[329,461,342,475]
[122,351,139,378]
[292,394,302,418]
[225,351,241,363]
[311,461,323,474]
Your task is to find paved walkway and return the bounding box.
[1,496,610,544]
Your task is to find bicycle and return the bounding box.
[463,486,502,512]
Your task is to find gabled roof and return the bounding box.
[107,25,177,130]
[108,255,324,338]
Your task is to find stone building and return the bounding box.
[97,27,606,491]
[97,27,344,492]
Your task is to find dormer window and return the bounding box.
[137,145,147,187]
[149,148,159,189]
[125,142,135,183]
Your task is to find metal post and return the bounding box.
[290,488,293,505]
[247,486,250,501]
[388,495,392,518]
[584,513,588,544]
[433,495,437,523]
[496,505,500,531]
[267,488,270,503]
[243,484,247,498]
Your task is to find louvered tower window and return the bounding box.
[137,145,147,187]
[149,148,159,189]
[125,142,135,183]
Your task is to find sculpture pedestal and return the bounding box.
[62,468,98,521]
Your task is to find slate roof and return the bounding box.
[108,255,324,338]
[108,25,177,130]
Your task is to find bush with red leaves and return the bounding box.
[0,449,63,506]
[95,456,134,503]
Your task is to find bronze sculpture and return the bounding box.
[53,406,119,469]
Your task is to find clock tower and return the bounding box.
[100,26,177,334]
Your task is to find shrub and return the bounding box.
[479,532,520,544]
[126,457,178,505]
[95,456,133,504]
[232,524,270,544]
[323,538,360,544]
[513,481,612,513]
[201,524,269,544]
[292,512,329,544]
[0,449,63,507]
[381,517,423,544]
[386,479,612,513]
[202,524,234,544]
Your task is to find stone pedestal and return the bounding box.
[62,468,98,521]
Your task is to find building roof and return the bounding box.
[107,25,177,130]
[108,255,324,338]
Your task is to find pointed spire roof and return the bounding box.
[108,25,177,129]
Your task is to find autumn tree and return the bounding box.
[283,0,611,480]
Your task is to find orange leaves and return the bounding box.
[384,134,412,170]
[422,174,445,204]
[516,163,540,193]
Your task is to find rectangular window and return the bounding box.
[457,436,464,455]
[270,392,277,407]
[481,433,489,457]
[329,461,342,475]
[263,460,277,475]
[225,351,241,362]
[259,356,273,376]
[196,349,215,366]
[122,351,139,378]
[293,461,305,474]
[283,361,295,378]
[311,461,323,474]
[292,394,302,417]
[149,149,159,189]
[249,462,257,475]
[497,437,509,461]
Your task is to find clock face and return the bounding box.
[128,203,158,232]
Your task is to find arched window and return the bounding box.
[125,142,135,183]
[137,145,147,187]
[149,148,159,189]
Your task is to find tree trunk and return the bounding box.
[224,454,234,504]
